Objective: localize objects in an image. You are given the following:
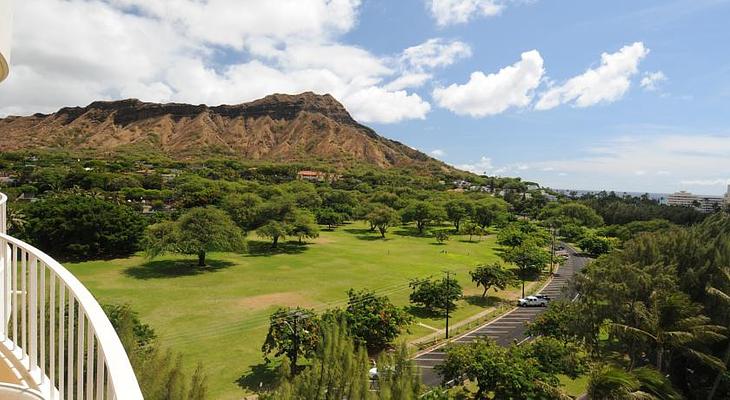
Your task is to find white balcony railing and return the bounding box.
[0,193,143,399]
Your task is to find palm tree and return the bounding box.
[611,292,725,373]
[587,365,680,400]
[587,365,653,400]
[707,266,730,400]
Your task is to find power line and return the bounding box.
[164,279,422,344]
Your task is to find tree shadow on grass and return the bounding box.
[405,305,441,319]
[463,295,501,308]
[393,226,427,238]
[343,228,392,241]
[235,363,279,393]
[123,259,235,280]
[246,240,309,257]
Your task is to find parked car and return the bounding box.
[518,295,549,307]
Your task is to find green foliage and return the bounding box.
[436,339,567,399]
[366,205,401,238]
[290,211,320,243]
[444,197,473,232]
[262,307,321,374]
[220,192,263,232]
[260,321,421,400]
[526,300,586,344]
[434,231,450,244]
[587,365,681,400]
[540,202,604,227]
[316,208,346,229]
[469,262,516,298]
[144,207,246,266]
[335,289,412,353]
[257,220,290,247]
[570,214,730,398]
[104,303,156,349]
[24,194,145,260]
[579,191,706,226]
[496,223,527,248]
[462,222,485,242]
[558,223,586,242]
[501,240,551,277]
[598,219,676,242]
[471,197,509,229]
[109,303,209,400]
[401,200,444,234]
[577,234,618,257]
[518,337,589,379]
[409,276,463,313]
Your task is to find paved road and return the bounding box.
[414,245,590,386]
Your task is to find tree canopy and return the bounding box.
[24,194,145,260]
[144,207,246,266]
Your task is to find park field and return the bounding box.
[66,222,526,399]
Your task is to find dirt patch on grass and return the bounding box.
[312,236,335,244]
[236,292,315,310]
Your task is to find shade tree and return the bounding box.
[366,205,400,238]
[444,198,473,232]
[469,263,516,298]
[500,240,551,298]
[144,207,246,266]
[409,276,463,314]
[400,200,444,235]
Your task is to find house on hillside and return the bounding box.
[452,179,471,189]
[297,170,340,183]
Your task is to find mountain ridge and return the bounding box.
[0,92,446,170]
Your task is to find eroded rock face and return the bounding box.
[0,92,440,168]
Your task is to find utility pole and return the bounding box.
[550,226,556,276]
[444,271,451,339]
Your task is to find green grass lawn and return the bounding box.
[66,222,530,399]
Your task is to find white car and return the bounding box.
[518,295,549,307]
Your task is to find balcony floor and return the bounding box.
[0,343,28,387]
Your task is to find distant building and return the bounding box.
[297,170,340,183]
[725,185,730,205]
[667,191,697,208]
[452,179,471,189]
[668,190,724,213]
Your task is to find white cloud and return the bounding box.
[429,0,504,26]
[384,73,433,91]
[431,149,446,156]
[401,39,472,70]
[535,42,649,110]
[0,0,437,124]
[433,50,544,117]
[640,71,667,91]
[456,156,496,174]
[679,179,730,186]
[341,87,431,124]
[530,134,730,194]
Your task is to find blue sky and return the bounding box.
[2,0,730,194]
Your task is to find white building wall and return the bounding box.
[0,0,12,82]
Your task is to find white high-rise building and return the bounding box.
[0,0,11,82]
[668,190,725,213]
